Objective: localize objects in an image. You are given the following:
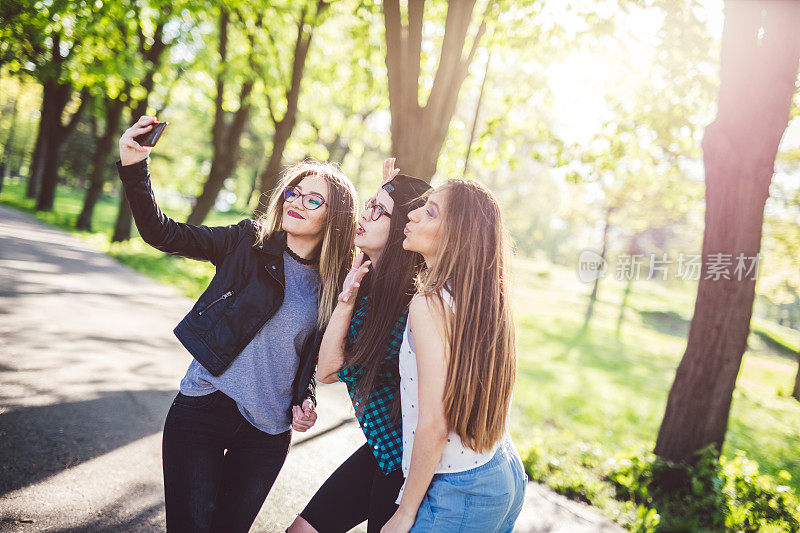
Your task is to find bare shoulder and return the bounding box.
[409,292,451,342]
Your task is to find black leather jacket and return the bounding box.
[116,159,321,408]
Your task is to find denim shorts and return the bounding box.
[410,436,528,532]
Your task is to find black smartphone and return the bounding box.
[134,121,168,147]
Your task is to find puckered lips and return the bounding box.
[356,222,365,236]
[287,209,305,220]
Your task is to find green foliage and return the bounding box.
[605,446,800,532]
[523,438,800,532]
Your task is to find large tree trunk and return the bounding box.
[35,81,87,211]
[77,95,127,231]
[383,0,488,181]
[186,9,256,226]
[654,0,800,462]
[255,3,325,210]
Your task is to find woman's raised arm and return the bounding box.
[117,115,248,266]
[317,253,371,383]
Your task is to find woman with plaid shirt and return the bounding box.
[288,160,431,533]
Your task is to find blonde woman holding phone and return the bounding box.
[117,116,358,533]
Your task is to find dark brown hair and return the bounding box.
[342,193,427,420]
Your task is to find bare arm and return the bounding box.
[317,253,371,384]
[382,295,451,533]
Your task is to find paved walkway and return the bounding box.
[0,205,624,532]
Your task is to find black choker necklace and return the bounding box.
[285,245,318,266]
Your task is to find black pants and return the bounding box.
[300,443,405,533]
[162,390,291,533]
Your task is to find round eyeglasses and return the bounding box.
[365,197,392,221]
[284,186,326,210]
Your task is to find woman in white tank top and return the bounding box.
[381,179,527,533]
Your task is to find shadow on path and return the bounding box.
[0,389,175,496]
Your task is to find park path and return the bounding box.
[0,205,623,532]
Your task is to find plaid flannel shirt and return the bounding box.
[338,295,406,474]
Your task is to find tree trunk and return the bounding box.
[35,82,87,211]
[256,119,293,209]
[383,0,488,181]
[26,112,46,198]
[111,11,173,242]
[792,353,800,401]
[186,9,255,226]
[0,93,20,192]
[77,95,126,231]
[111,101,150,243]
[463,48,491,179]
[255,3,324,210]
[34,129,62,211]
[583,207,611,330]
[616,277,633,338]
[654,0,800,463]
[113,80,165,241]
[111,190,134,242]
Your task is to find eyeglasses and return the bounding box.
[284,186,326,210]
[365,197,392,221]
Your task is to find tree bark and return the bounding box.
[26,104,46,198]
[186,9,257,226]
[33,29,88,211]
[792,354,800,401]
[383,0,488,181]
[654,0,800,462]
[77,94,127,231]
[34,81,88,211]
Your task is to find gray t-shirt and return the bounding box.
[180,251,321,434]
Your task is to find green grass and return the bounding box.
[3,177,799,529]
[508,258,800,528]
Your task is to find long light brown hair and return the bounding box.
[416,179,516,453]
[254,160,358,328]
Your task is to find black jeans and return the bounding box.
[162,390,291,533]
[300,443,405,533]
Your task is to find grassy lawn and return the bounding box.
[508,258,800,526]
[3,177,799,528]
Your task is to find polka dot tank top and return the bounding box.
[396,288,508,502]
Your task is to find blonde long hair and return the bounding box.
[254,160,358,328]
[417,179,516,453]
